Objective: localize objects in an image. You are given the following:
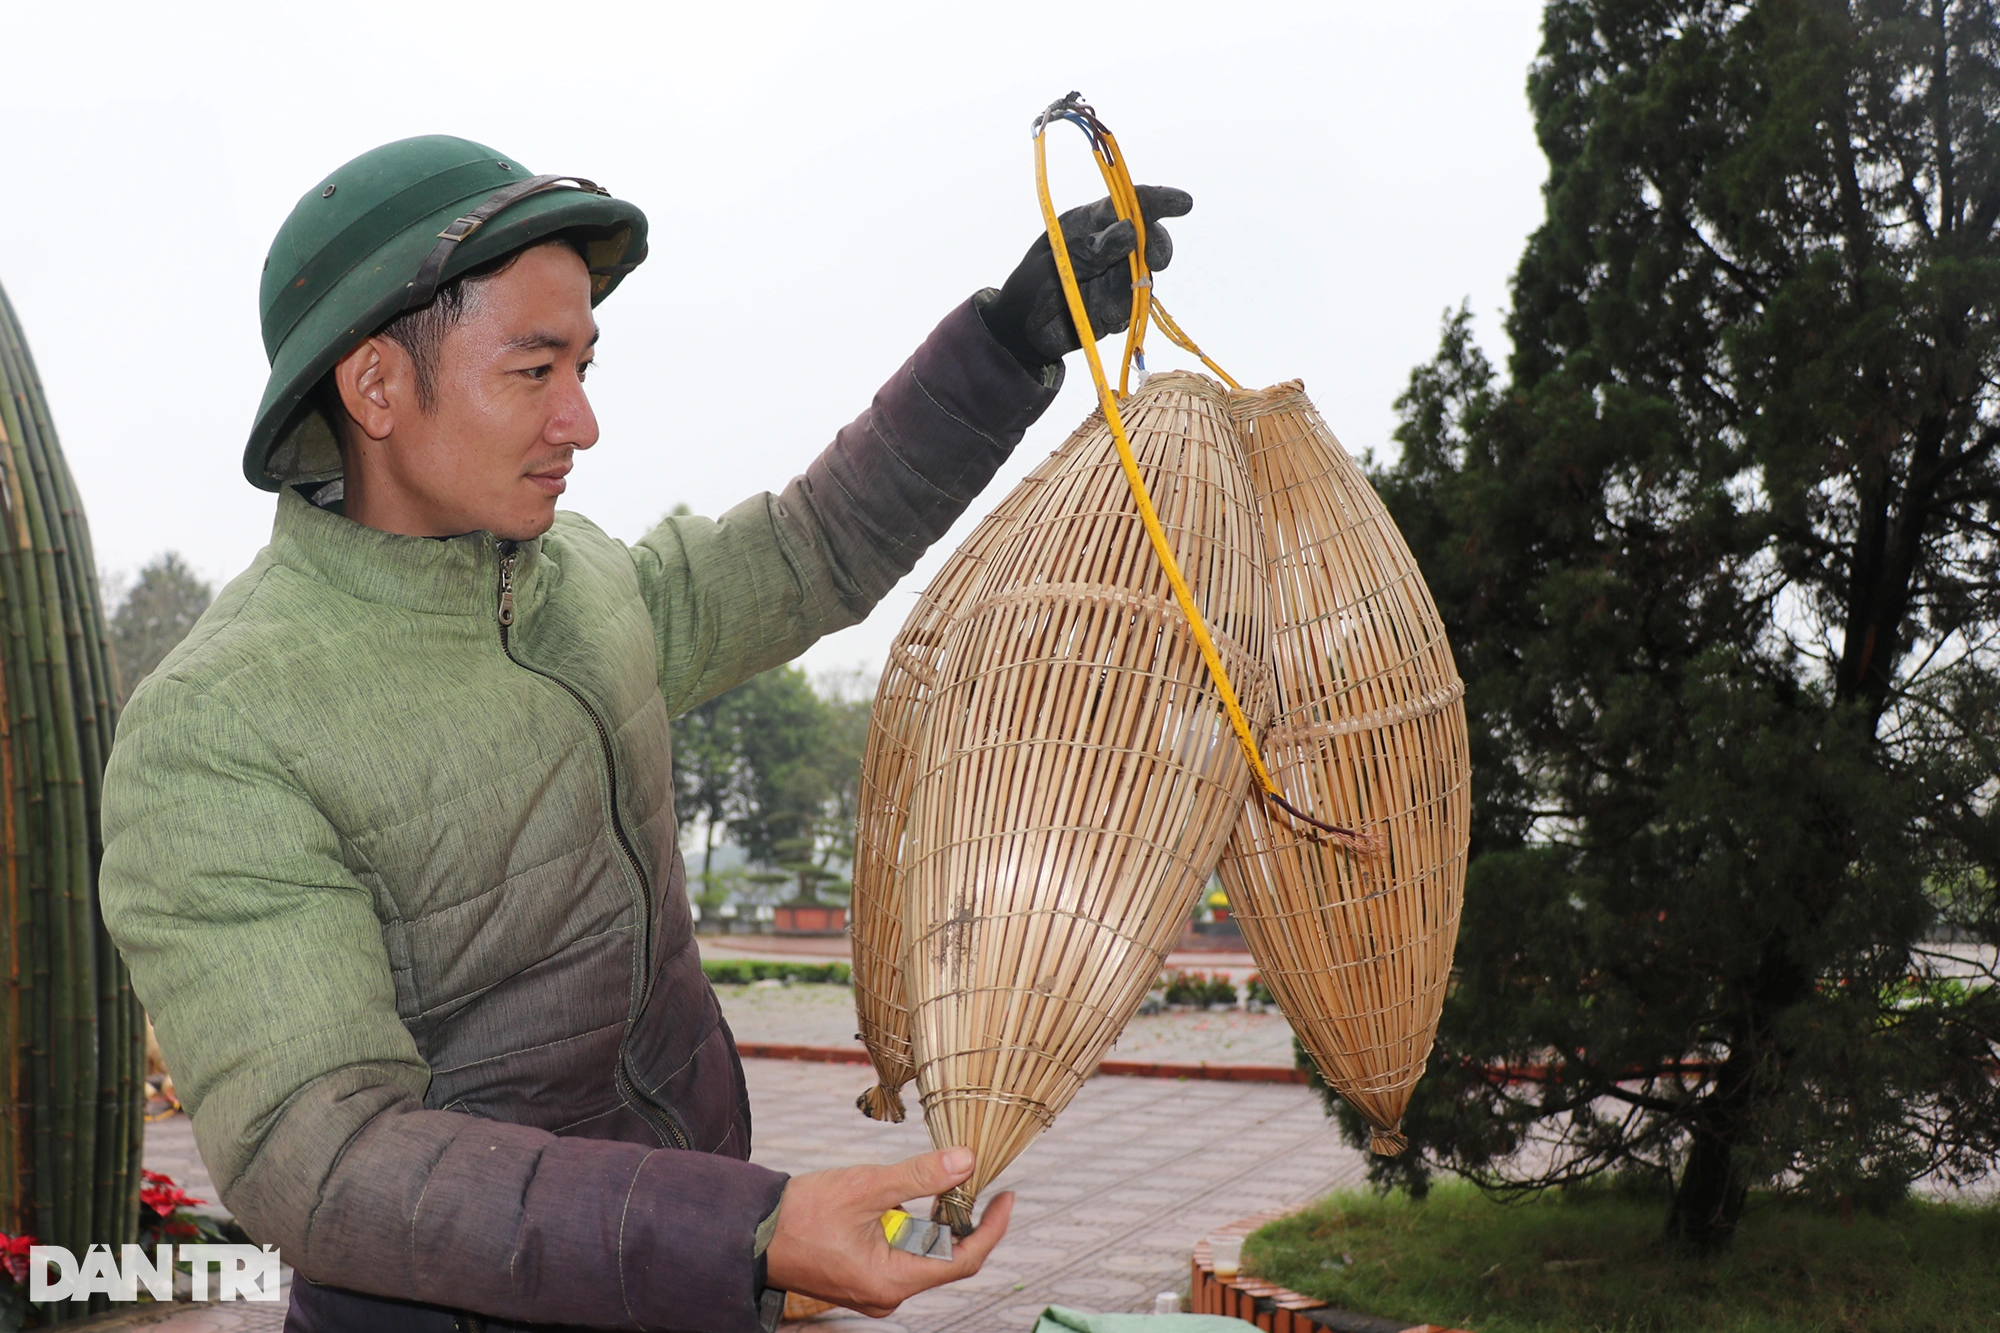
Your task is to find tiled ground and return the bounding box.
[123,1058,1364,1332]
[741,1059,1368,1333]
[717,982,1302,1067]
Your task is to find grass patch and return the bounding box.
[701,958,850,986]
[1242,1180,2000,1332]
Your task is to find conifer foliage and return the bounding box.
[0,280,143,1309]
[1374,0,2000,1251]
[671,665,869,904]
[107,555,212,707]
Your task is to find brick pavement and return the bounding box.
[123,1058,1364,1332]
[716,983,1302,1067]
[740,1059,1368,1333]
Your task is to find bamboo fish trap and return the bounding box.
[850,414,1104,1123]
[900,370,1274,1233]
[1216,381,1470,1155]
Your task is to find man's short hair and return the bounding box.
[318,235,589,433]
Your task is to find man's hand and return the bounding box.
[978,185,1194,372]
[764,1146,1014,1317]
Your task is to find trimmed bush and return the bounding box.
[702,959,851,986]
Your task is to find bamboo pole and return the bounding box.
[0,279,141,1317]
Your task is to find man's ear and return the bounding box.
[331,337,409,442]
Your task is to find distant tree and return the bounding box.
[667,601,874,905]
[809,667,873,902]
[671,693,743,905]
[1366,0,2000,1253]
[711,664,865,903]
[108,552,212,705]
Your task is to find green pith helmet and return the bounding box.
[247,134,649,491]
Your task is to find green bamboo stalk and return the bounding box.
[46,440,131,1256]
[19,335,102,1290]
[42,460,119,1266]
[0,407,23,1237]
[0,422,40,1247]
[0,377,59,1262]
[0,460,46,1247]
[0,324,86,1264]
[0,280,142,1319]
[15,345,117,1264]
[0,306,86,1311]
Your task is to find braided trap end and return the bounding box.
[1370,1126,1410,1157]
[933,1186,977,1237]
[856,1084,907,1123]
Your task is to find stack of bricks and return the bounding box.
[1189,1214,1472,1333]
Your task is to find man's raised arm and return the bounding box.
[628,296,1059,718]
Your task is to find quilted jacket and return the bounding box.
[100,299,1059,1332]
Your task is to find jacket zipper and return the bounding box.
[496,546,691,1152]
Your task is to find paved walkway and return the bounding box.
[123,1058,1363,1332]
[717,982,1301,1068]
[702,930,1264,981]
[743,1059,1367,1333]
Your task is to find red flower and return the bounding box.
[140,1169,205,1218]
[0,1232,37,1285]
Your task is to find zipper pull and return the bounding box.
[497,551,516,627]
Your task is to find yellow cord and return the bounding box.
[1032,122,1282,805]
[1033,99,1372,854]
[1149,295,1241,390]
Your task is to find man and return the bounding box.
[100,135,1188,1333]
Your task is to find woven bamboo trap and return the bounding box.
[850,414,1105,1123]
[900,370,1273,1232]
[1216,381,1470,1155]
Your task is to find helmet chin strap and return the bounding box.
[404,174,610,311]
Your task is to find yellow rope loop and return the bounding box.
[1150,296,1241,391]
[1093,129,1156,396]
[1032,94,1374,856]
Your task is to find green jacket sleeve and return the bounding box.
[630,296,1060,716]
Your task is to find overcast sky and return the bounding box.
[2,1,1548,683]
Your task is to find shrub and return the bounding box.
[1162,970,1238,1007]
[701,959,851,986]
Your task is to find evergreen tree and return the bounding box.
[726,664,833,882]
[670,693,742,905]
[810,667,873,901]
[107,552,212,705]
[1371,0,2000,1252]
[673,663,868,904]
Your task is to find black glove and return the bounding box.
[978,185,1193,373]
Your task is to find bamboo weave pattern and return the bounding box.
[851,414,1104,1122]
[901,372,1273,1232]
[1217,382,1470,1154]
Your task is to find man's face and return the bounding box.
[339,242,600,541]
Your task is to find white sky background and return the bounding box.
[1,0,1548,684]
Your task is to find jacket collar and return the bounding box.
[268,485,544,617]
